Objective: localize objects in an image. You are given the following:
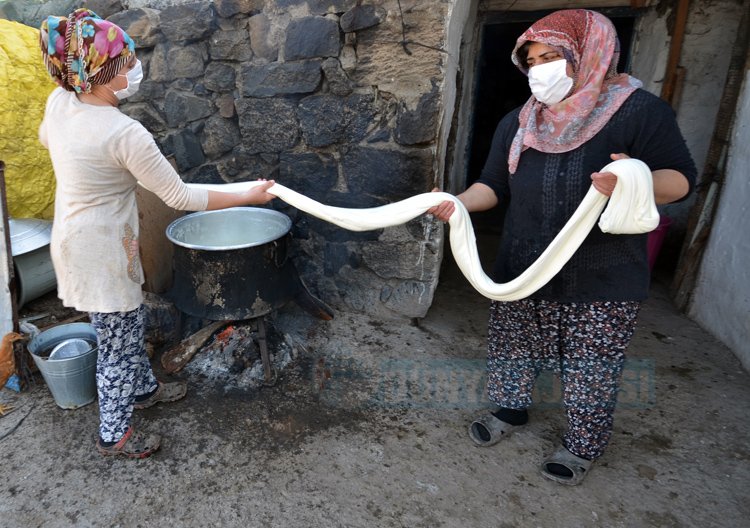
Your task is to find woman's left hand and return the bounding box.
[591,152,630,197]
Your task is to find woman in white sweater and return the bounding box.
[39,9,275,458]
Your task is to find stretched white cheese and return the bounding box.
[189,158,658,301]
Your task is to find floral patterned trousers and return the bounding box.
[486,299,640,460]
[90,305,158,443]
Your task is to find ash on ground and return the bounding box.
[181,320,295,391]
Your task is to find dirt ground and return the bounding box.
[1,239,749,527]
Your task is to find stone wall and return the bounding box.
[6,0,452,319]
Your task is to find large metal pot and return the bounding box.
[8,218,57,306]
[166,207,300,320]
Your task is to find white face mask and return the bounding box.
[527,59,573,106]
[113,60,143,100]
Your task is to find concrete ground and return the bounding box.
[1,236,749,528]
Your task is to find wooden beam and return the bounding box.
[0,162,18,335]
[660,0,691,105]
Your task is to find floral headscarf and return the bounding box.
[39,8,135,94]
[507,9,643,174]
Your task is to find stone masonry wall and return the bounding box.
[5,0,453,319]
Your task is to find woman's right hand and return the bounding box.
[427,187,455,223]
[206,180,277,210]
[242,179,276,205]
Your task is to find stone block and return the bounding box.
[216,94,237,118]
[107,8,161,48]
[284,16,340,61]
[275,0,356,15]
[161,129,205,171]
[343,147,434,201]
[297,93,375,147]
[340,5,385,33]
[168,43,209,79]
[84,0,123,20]
[151,43,208,82]
[279,152,338,200]
[217,148,279,181]
[214,0,263,18]
[363,239,437,280]
[339,42,357,74]
[395,84,440,145]
[209,28,252,61]
[164,90,214,127]
[143,291,180,347]
[322,242,360,277]
[204,62,237,93]
[160,2,215,42]
[248,13,279,61]
[380,280,434,318]
[120,102,167,133]
[239,61,321,97]
[321,58,353,96]
[366,128,391,143]
[125,78,165,105]
[235,98,299,153]
[188,164,224,185]
[201,115,242,157]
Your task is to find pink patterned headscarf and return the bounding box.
[507,9,642,174]
[39,8,135,94]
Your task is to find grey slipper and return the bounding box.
[468,413,518,447]
[540,446,593,486]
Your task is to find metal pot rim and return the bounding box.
[165,207,292,251]
[8,217,52,256]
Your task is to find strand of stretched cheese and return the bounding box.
[189,158,658,301]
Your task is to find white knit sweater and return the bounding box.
[39,87,208,313]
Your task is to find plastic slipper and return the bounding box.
[540,445,593,485]
[468,413,519,447]
[133,380,187,410]
[96,427,161,459]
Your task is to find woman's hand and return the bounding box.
[591,152,630,197]
[206,179,277,210]
[242,179,276,205]
[427,188,455,222]
[427,183,499,221]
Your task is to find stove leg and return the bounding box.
[256,318,276,385]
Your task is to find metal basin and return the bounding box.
[166,207,291,251]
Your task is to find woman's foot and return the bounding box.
[469,414,520,446]
[96,427,161,458]
[133,380,187,410]
[540,446,593,485]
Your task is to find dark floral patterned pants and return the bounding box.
[90,305,158,443]
[486,299,640,460]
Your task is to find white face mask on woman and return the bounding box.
[527,59,573,106]
[113,60,143,100]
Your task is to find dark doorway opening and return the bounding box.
[466,10,636,231]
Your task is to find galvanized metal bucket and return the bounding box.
[28,323,98,410]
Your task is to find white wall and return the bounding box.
[673,0,745,177]
[689,69,750,371]
[677,2,741,227]
[629,9,670,97]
